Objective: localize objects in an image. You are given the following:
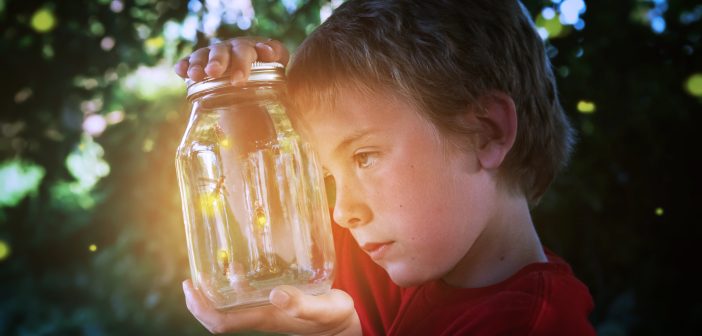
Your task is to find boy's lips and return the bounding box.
[361,241,394,260]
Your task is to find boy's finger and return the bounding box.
[270,286,355,326]
[184,279,250,334]
[228,39,258,83]
[174,58,190,78]
[255,40,290,66]
[182,280,219,329]
[188,47,211,82]
[205,43,230,78]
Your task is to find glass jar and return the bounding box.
[175,62,335,310]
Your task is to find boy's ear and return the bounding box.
[468,92,517,170]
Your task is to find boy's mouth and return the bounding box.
[361,241,394,260]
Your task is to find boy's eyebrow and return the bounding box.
[334,128,376,154]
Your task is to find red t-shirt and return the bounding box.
[331,224,596,335]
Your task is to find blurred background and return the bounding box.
[0,0,700,335]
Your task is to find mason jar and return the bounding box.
[175,62,335,310]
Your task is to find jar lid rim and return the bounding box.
[185,61,285,99]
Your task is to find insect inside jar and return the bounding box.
[213,175,227,195]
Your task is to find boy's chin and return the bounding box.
[384,264,437,287]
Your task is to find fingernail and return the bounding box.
[182,280,190,293]
[256,42,273,53]
[270,289,290,308]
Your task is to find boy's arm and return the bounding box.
[183,280,360,335]
[176,39,360,335]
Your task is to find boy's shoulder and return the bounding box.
[392,250,595,335]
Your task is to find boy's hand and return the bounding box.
[182,279,361,335]
[174,37,289,83]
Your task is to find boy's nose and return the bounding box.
[332,180,372,229]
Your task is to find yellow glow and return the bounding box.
[144,36,165,53]
[142,138,154,152]
[202,193,219,205]
[31,8,56,33]
[536,13,564,38]
[655,207,664,216]
[89,244,98,252]
[218,249,230,276]
[220,138,231,149]
[685,73,702,97]
[577,100,596,114]
[279,137,293,153]
[200,192,220,216]
[218,249,229,263]
[255,207,267,228]
[0,240,10,261]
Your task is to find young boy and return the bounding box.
[175,0,595,335]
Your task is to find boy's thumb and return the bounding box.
[269,285,355,324]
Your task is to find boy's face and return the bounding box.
[297,88,499,287]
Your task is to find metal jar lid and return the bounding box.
[185,61,285,100]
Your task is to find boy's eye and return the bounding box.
[353,152,377,169]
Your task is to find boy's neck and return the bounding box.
[442,193,547,289]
